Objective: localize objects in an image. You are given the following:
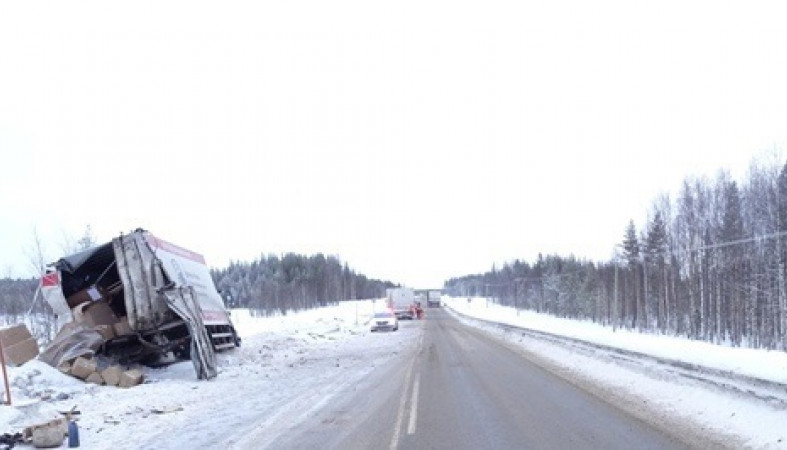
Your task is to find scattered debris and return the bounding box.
[69,357,96,380]
[56,362,71,374]
[0,432,24,449]
[0,324,40,367]
[100,366,121,387]
[113,318,132,337]
[118,369,144,388]
[150,405,183,415]
[93,325,114,341]
[102,416,120,425]
[23,418,67,449]
[31,427,62,448]
[85,372,104,385]
[34,323,147,389]
[57,408,80,420]
[37,323,103,369]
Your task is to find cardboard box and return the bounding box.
[2,337,39,366]
[57,362,72,374]
[85,372,104,385]
[53,322,78,342]
[0,324,39,366]
[101,366,122,386]
[78,300,118,328]
[23,418,67,439]
[94,324,115,340]
[24,418,67,444]
[70,356,97,380]
[113,317,133,336]
[118,368,144,388]
[0,323,33,346]
[66,285,108,309]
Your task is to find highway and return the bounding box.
[266,308,690,449]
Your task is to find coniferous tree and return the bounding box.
[646,210,668,331]
[444,154,787,351]
[622,220,641,328]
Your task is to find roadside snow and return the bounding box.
[443,297,787,384]
[443,297,787,449]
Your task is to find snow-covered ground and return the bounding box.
[444,297,787,385]
[0,299,417,449]
[0,297,785,449]
[443,297,787,449]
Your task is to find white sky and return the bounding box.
[1,1,786,287]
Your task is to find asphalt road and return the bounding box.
[267,308,690,450]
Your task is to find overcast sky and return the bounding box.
[1,1,786,287]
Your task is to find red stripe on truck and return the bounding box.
[202,310,228,322]
[41,272,60,287]
[145,234,207,264]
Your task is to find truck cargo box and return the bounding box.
[40,229,239,379]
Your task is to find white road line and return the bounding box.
[407,373,420,435]
[390,356,416,450]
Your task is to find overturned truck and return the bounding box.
[40,229,239,379]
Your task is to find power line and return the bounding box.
[447,230,787,289]
[666,229,787,256]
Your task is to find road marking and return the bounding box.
[390,320,426,449]
[407,373,420,435]
[390,355,416,450]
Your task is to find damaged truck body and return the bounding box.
[40,229,239,379]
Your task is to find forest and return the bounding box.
[210,253,396,314]
[445,155,787,350]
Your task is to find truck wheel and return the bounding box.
[232,328,242,347]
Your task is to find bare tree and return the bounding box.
[24,226,48,277]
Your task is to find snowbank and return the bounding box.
[444,296,787,384]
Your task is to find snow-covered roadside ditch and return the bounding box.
[0,300,418,449]
[443,297,787,449]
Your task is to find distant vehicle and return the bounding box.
[387,287,415,320]
[427,290,441,308]
[40,228,239,379]
[370,311,398,332]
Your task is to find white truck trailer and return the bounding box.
[41,229,238,379]
[427,290,441,308]
[387,287,415,320]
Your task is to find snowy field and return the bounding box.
[0,297,785,448]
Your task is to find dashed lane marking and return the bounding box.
[407,372,420,435]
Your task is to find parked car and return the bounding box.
[370,311,398,332]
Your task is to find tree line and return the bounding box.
[444,155,787,351]
[210,253,396,315]
[1,247,395,338]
